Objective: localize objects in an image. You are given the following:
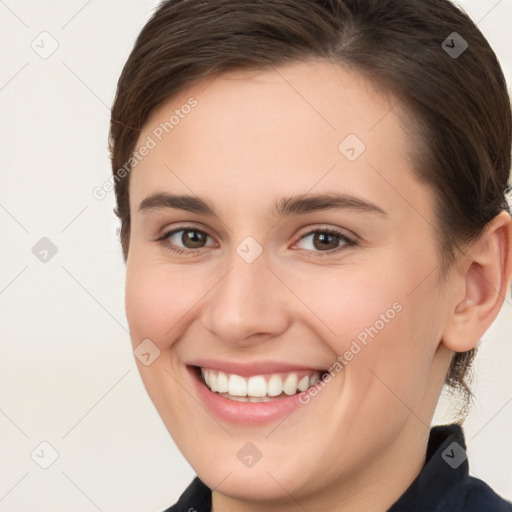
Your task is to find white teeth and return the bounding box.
[228,395,248,402]
[267,374,283,396]
[282,373,298,395]
[209,372,218,392]
[224,395,272,403]
[228,374,247,396]
[200,368,322,399]
[297,375,309,391]
[217,371,229,393]
[247,376,267,397]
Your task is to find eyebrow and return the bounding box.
[138,192,387,217]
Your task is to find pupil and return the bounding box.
[313,233,338,250]
[183,230,205,248]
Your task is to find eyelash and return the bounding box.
[155,226,357,257]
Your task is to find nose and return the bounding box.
[200,249,291,347]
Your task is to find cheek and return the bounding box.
[124,259,202,349]
[280,263,402,347]
[124,259,204,438]
[283,262,441,409]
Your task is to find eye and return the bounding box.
[157,227,217,254]
[294,228,356,255]
[156,226,355,256]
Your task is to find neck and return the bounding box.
[212,417,430,512]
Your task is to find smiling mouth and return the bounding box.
[195,366,327,403]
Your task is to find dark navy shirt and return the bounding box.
[163,423,512,511]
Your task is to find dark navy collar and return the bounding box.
[164,423,511,512]
[390,423,511,511]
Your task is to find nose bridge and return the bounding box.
[201,246,289,344]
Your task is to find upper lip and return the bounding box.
[187,359,326,377]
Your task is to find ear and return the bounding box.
[442,211,512,353]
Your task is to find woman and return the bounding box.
[109,0,512,510]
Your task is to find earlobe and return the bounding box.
[442,211,512,353]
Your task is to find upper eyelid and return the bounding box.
[294,225,355,239]
[160,223,216,239]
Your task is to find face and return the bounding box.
[125,61,455,506]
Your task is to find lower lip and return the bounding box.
[188,366,308,425]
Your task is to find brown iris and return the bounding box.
[312,232,339,251]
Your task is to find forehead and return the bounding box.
[129,60,430,223]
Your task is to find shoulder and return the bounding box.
[390,423,512,511]
[455,475,512,511]
[161,476,211,512]
[435,424,512,511]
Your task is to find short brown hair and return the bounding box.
[109,0,512,415]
